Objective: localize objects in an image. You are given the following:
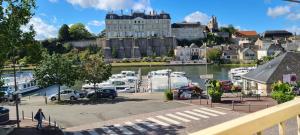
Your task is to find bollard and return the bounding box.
[266,104,269,108]
[199,96,201,105]
[248,104,251,113]
[32,112,34,121]
[232,101,235,110]
[190,98,192,103]
[210,100,213,108]
[54,121,56,127]
[206,99,208,105]
[22,110,24,120]
[49,116,51,126]
[45,96,48,105]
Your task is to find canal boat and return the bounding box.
[228,67,256,86]
[1,75,39,95]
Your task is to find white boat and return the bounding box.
[1,74,39,95]
[228,67,256,86]
[148,69,191,92]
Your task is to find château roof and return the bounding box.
[106,12,171,20]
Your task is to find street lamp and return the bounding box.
[12,48,20,128]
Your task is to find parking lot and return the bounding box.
[2,92,188,128]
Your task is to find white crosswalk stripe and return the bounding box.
[156,115,181,125]
[101,127,117,135]
[184,111,209,118]
[125,121,147,132]
[73,131,83,135]
[166,113,191,122]
[193,109,219,117]
[200,108,227,115]
[135,119,158,129]
[175,112,200,120]
[87,130,98,135]
[147,117,170,126]
[114,124,134,135]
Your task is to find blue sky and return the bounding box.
[30,0,300,40]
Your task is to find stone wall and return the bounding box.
[96,37,177,59]
[68,40,97,48]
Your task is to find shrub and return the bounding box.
[271,81,295,104]
[208,80,223,102]
[164,89,173,100]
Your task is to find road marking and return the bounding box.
[73,132,83,135]
[214,107,232,111]
[86,130,98,135]
[193,109,219,117]
[184,111,209,118]
[114,124,134,135]
[200,108,227,115]
[175,112,200,120]
[125,121,147,132]
[101,127,117,135]
[166,114,191,122]
[156,115,181,125]
[135,119,158,129]
[147,117,170,126]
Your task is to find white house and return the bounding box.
[174,46,191,61]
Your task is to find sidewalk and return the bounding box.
[1,118,63,135]
[179,96,277,113]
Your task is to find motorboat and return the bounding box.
[228,67,256,86]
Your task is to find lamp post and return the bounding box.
[12,48,20,128]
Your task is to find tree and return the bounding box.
[208,80,223,102]
[34,53,78,101]
[0,0,36,128]
[81,52,111,97]
[271,81,295,104]
[58,24,70,42]
[69,23,92,40]
[207,48,222,63]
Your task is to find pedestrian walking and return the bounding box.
[34,108,45,130]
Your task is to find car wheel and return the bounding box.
[51,97,56,101]
[109,95,114,99]
[70,96,75,101]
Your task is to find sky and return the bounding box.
[27,0,300,40]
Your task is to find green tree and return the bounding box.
[271,81,295,104]
[220,24,237,38]
[207,48,222,63]
[58,24,70,41]
[34,53,78,101]
[81,52,111,96]
[69,23,92,40]
[208,80,223,102]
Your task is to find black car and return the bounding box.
[87,88,117,99]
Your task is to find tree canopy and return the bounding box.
[271,81,295,104]
[219,24,237,38]
[34,53,78,100]
[58,24,70,42]
[0,0,36,66]
[207,48,222,62]
[81,51,111,91]
[69,23,92,40]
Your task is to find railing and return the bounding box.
[190,97,300,135]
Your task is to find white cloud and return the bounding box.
[287,13,300,20]
[88,20,105,27]
[22,17,58,40]
[49,0,59,3]
[287,25,300,35]
[66,0,152,11]
[184,11,209,24]
[267,5,291,18]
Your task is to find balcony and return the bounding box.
[190,97,300,135]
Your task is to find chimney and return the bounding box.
[131,9,133,15]
[121,9,123,15]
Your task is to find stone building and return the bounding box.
[105,11,171,39]
[171,22,206,40]
[207,16,219,32]
[97,37,177,59]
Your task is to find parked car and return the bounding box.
[87,88,117,99]
[76,90,88,98]
[48,90,80,101]
[219,80,241,92]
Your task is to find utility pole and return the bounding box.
[12,48,20,128]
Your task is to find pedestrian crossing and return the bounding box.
[65,107,227,135]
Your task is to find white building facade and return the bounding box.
[174,46,191,61]
[105,12,171,38]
